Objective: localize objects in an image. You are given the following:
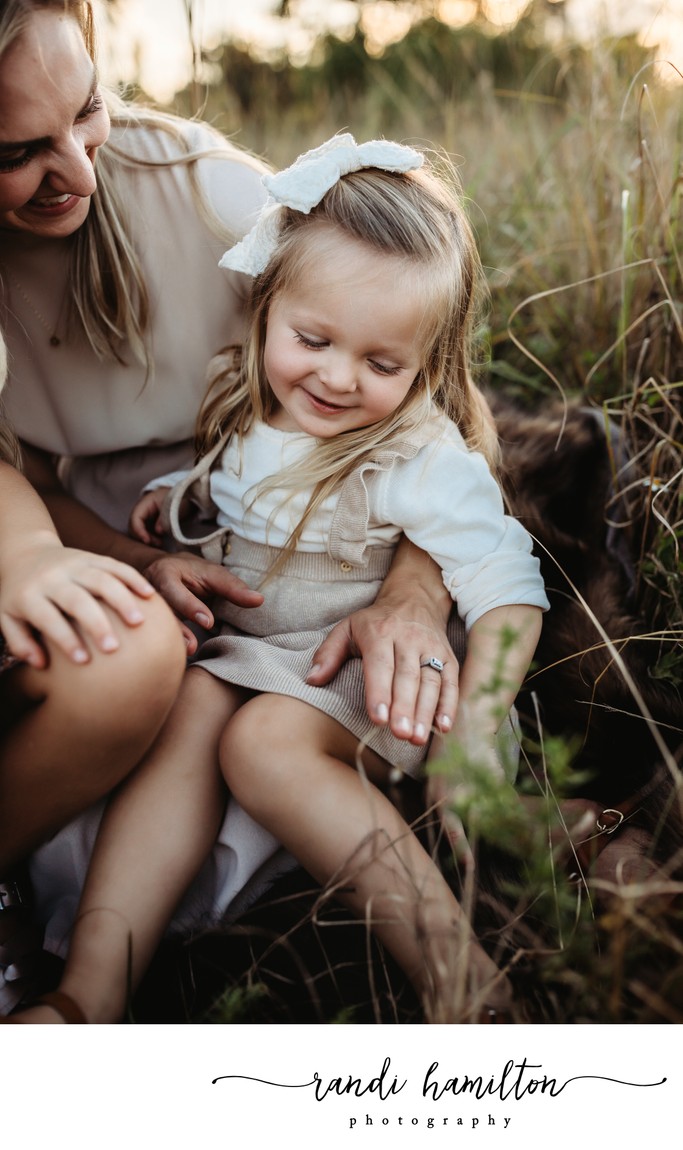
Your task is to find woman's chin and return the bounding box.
[1,195,92,238]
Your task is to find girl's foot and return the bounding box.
[0,990,87,1024]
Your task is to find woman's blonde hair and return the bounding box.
[0,0,253,372]
[0,329,20,466]
[196,151,499,563]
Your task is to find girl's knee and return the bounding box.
[220,697,291,812]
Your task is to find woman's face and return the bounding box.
[0,8,110,238]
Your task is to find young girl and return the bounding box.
[8,134,548,1024]
[0,330,186,1015]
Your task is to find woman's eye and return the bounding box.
[77,92,104,121]
[0,147,36,173]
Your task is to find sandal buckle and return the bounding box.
[0,882,25,911]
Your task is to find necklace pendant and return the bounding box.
[49,335,61,347]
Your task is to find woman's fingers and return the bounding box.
[309,606,459,740]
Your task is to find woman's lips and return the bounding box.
[25,193,82,217]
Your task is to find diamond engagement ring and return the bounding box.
[420,657,444,672]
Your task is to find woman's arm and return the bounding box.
[308,537,459,741]
[20,444,263,654]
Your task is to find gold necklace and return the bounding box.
[10,276,65,347]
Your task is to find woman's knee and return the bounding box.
[22,593,185,735]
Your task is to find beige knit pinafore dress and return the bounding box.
[164,431,518,779]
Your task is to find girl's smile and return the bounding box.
[264,229,425,437]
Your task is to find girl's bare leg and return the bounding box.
[220,694,513,1023]
[16,667,247,1023]
[0,594,186,872]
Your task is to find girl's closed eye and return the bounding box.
[369,359,403,377]
[294,332,328,350]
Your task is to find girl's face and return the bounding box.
[264,230,425,437]
[0,9,110,238]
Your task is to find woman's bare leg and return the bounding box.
[0,593,186,872]
[16,667,247,1023]
[220,694,513,1022]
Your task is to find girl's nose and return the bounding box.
[319,353,357,393]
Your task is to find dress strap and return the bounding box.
[328,422,439,564]
[159,433,231,563]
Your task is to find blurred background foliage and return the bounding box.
[108,0,681,407]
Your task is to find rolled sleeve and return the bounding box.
[376,431,550,630]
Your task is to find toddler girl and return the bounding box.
[11,134,548,1024]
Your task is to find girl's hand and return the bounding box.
[0,535,158,668]
[142,550,264,655]
[129,488,170,546]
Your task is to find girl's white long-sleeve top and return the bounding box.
[147,416,550,631]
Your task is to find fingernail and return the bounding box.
[415,722,426,741]
[72,648,89,663]
[195,612,211,627]
[397,716,411,734]
[100,635,119,652]
[308,662,321,677]
[375,703,389,723]
[437,714,452,732]
[127,609,145,624]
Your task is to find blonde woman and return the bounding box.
[0,329,186,1015]
[0,1,460,971]
[8,136,548,1025]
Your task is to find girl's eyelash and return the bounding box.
[295,333,327,349]
[370,360,401,376]
[295,334,401,375]
[0,93,104,173]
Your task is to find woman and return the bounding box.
[0,326,187,1014]
[0,1,459,982]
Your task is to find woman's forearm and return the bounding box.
[20,442,163,571]
[375,535,451,630]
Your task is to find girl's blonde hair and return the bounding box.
[196,151,499,561]
[0,0,256,373]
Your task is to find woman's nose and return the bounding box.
[47,136,98,197]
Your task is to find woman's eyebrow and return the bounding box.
[0,68,99,152]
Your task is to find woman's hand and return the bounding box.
[0,534,158,668]
[307,538,458,743]
[142,550,264,655]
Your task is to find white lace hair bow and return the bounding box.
[219,132,424,277]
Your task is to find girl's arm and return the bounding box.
[426,603,543,851]
[309,536,458,739]
[20,444,263,654]
[0,461,158,668]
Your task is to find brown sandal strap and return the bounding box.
[36,990,87,1024]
